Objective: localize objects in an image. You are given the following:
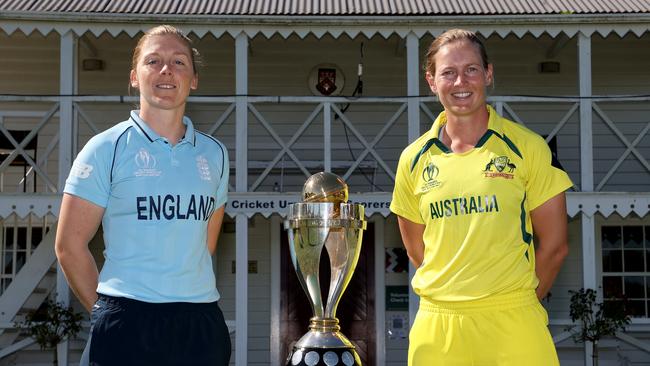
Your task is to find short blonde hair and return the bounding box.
[130,25,202,75]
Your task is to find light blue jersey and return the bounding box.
[65,111,229,303]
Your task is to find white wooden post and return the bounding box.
[324,102,331,173]
[235,32,249,366]
[578,31,596,366]
[373,217,386,366]
[405,31,420,328]
[406,32,420,143]
[57,30,77,366]
[270,215,281,366]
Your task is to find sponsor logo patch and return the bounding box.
[70,161,93,179]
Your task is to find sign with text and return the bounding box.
[224,193,391,217]
[386,285,409,311]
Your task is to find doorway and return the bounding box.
[280,223,376,365]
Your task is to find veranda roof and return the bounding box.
[2,0,650,15]
[1,0,649,38]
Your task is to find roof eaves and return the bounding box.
[1,11,649,39]
[1,11,646,22]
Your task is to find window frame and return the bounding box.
[596,214,650,320]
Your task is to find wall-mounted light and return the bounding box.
[539,61,560,73]
[82,58,104,71]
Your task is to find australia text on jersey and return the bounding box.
[429,194,499,219]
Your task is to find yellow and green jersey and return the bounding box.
[390,105,573,302]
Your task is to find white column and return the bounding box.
[578,32,596,366]
[578,32,594,196]
[405,31,420,327]
[235,32,249,366]
[270,215,281,366]
[373,217,386,366]
[58,31,77,192]
[57,31,77,366]
[323,102,331,172]
[406,32,420,143]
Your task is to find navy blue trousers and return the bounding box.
[80,294,231,366]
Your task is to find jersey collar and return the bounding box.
[430,104,505,147]
[129,110,197,147]
[410,104,502,171]
[486,104,504,134]
[430,104,502,136]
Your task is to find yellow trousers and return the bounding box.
[408,290,559,366]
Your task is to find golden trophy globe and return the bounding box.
[302,171,349,205]
[284,172,366,366]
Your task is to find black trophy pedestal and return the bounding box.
[285,346,362,366]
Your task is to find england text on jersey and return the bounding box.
[136,194,216,221]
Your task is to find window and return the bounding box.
[601,225,650,317]
[1,224,49,294]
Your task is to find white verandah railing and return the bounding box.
[1,94,649,194]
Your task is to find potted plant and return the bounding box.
[566,288,631,366]
[16,298,84,365]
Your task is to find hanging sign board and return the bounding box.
[224,192,391,217]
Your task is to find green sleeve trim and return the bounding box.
[520,193,532,245]
[410,138,450,172]
[477,129,523,159]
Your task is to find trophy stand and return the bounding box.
[284,172,367,366]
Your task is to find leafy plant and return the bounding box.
[15,298,84,364]
[566,288,630,366]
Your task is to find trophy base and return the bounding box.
[285,346,362,366]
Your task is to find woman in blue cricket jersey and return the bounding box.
[55,25,231,365]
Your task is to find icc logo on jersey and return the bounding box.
[419,162,441,193]
[134,148,162,177]
[422,163,439,182]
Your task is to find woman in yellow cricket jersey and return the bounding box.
[390,29,573,365]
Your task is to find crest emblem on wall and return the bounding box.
[308,63,345,96]
[316,68,337,95]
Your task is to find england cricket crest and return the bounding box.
[316,68,337,95]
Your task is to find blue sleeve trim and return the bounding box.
[110,126,132,184]
[130,116,154,142]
